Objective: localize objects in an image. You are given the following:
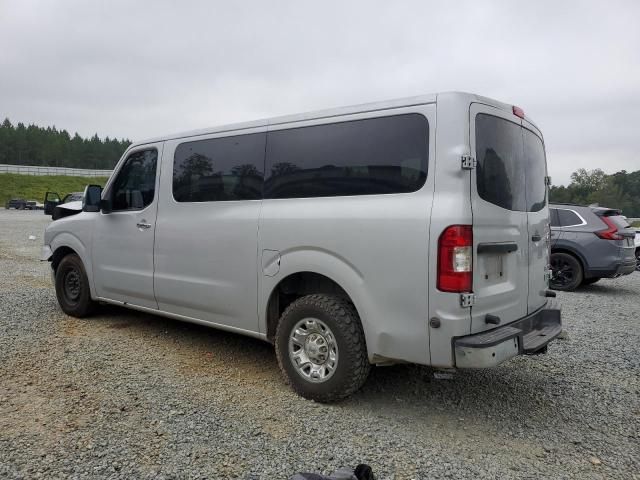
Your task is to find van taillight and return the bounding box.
[437,225,473,292]
[595,216,623,240]
[512,106,525,119]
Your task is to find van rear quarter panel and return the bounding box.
[258,105,436,365]
[427,93,475,367]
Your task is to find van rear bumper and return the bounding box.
[453,299,562,368]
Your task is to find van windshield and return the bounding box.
[476,114,547,212]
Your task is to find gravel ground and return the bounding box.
[0,209,638,479]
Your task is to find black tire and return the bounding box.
[636,248,640,272]
[550,252,583,291]
[582,277,600,285]
[55,253,96,317]
[275,294,371,403]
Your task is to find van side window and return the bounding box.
[111,149,158,211]
[264,114,428,199]
[173,133,265,202]
[475,114,526,211]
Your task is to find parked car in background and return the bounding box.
[549,203,636,290]
[43,191,84,215]
[5,198,28,209]
[62,192,84,203]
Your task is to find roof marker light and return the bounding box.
[512,106,525,119]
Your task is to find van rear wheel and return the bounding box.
[55,253,95,317]
[550,252,583,291]
[275,294,370,402]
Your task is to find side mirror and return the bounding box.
[99,198,113,214]
[83,184,102,212]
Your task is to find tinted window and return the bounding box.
[476,114,526,211]
[264,114,428,199]
[173,133,265,202]
[557,209,582,227]
[550,208,560,227]
[523,128,547,212]
[111,149,157,211]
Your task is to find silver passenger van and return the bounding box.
[42,92,562,402]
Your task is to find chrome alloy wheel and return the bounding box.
[288,318,338,383]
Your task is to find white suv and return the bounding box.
[42,92,561,402]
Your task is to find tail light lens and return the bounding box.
[595,216,623,240]
[437,225,473,292]
[512,105,525,119]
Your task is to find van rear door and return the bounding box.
[521,123,550,314]
[469,104,529,333]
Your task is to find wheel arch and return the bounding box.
[49,233,96,298]
[551,245,588,276]
[51,245,78,272]
[264,271,364,345]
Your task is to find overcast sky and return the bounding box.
[1,0,638,185]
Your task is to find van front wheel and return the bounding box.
[55,253,95,317]
[275,294,370,402]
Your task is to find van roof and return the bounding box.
[132,91,535,147]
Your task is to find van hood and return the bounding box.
[59,200,83,211]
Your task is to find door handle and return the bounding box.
[136,221,152,230]
[477,242,518,254]
[531,234,541,242]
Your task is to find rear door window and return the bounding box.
[476,114,547,213]
[475,114,526,211]
[522,128,547,212]
[550,208,560,227]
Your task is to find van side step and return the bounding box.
[522,324,563,353]
[455,326,520,348]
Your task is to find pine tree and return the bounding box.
[0,118,130,169]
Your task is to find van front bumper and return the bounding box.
[454,300,562,368]
[40,245,53,261]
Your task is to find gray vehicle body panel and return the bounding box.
[550,204,636,278]
[43,91,559,370]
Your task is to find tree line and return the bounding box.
[550,168,640,217]
[0,118,130,170]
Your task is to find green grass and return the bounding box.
[0,173,109,206]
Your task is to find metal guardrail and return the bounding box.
[0,164,113,177]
